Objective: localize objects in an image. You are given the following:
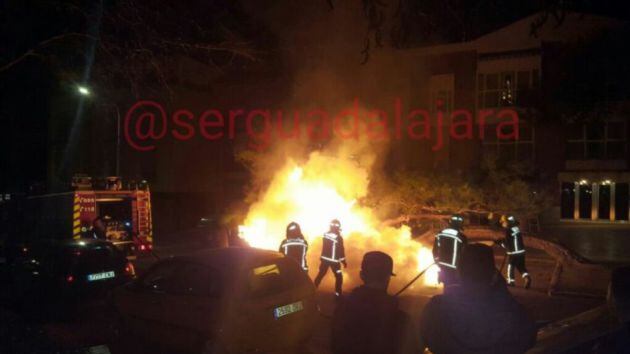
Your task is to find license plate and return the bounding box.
[273,301,304,319]
[87,271,115,282]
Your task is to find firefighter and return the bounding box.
[91,216,106,240]
[314,219,347,297]
[433,214,468,289]
[499,215,531,288]
[279,222,309,271]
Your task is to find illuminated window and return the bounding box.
[579,184,593,219]
[598,184,611,220]
[478,70,539,108]
[500,72,513,105]
[560,181,630,222]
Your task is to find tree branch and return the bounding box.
[160,39,257,62]
[0,32,95,73]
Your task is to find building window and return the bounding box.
[579,183,593,219]
[482,124,535,160]
[560,182,575,219]
[566,120,627,160]
[616,183,629,221]
[478,69,539,108]
[561,180,630,222]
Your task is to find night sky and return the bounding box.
[2,0,630,193]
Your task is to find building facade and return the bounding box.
[400,12,629,244]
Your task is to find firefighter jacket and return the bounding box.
[433,228,468,269]
[320,232,345,263]
[503,226,525,255]
[279,237,309,270]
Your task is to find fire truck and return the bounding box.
[2,176,153,259]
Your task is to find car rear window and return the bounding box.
[247,258,310,298]
[58,243,123,273]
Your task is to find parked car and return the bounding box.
[6,238,135,316]
[113,247,317,354]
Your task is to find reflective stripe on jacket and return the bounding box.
[280,237,309,270]
[321,232,345,263]
[433,228,467,268]
[505,226,525,255]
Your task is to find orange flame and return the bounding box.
[239,151,440,288]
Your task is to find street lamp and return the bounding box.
[77,85,91,96]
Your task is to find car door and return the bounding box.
[160,262,226,352]
[116,260,179,344]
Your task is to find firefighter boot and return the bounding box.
[524,275,532,289]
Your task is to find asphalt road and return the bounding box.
[543,223,630,264]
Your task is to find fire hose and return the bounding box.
[498,252,508,274]
[494,238,508,275]
[395,241,510,297]
[394,262,437,297]
[317,262,437,320]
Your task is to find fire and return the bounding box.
[417,247,440,287]
[239,151,440,288]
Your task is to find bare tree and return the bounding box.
[373,154,553,224]
[328,0,594,63]
[1,0,260,99]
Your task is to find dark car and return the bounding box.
[7,239,135,312]
[113,247,318,354]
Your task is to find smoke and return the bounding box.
[236,0,426,190]
[233,1,439,291]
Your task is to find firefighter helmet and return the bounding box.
[286,222,303,239]
[505,215,518,227]
[448,214,464,229]
[329,219,341,233]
